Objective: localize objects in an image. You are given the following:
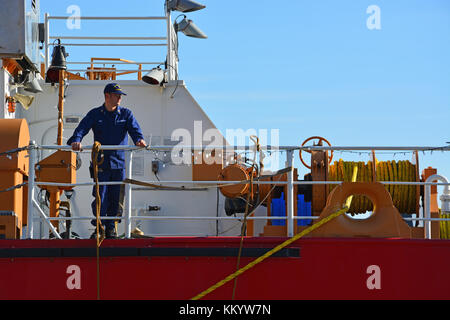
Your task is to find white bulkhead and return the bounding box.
[16,79,267,238]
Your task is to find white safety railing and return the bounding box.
[43,13,177,81]
[26,142,450,239]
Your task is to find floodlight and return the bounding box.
[167,0,205,12]
[24,73,43,93]
[174,17,207,39]
[142,66,165,85]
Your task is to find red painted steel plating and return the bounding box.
[0,237,449,300]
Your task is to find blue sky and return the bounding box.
[39,0,450,179]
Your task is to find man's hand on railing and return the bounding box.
[135,139,147,148]
[71,142,82,151]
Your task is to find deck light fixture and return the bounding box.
[24,72,43,93]
[167,0,205,13]
[142,66,165,85]
[45,39,68,83]
[174,16,207,39]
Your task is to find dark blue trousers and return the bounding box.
[91,168,125,230]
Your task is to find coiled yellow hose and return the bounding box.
[440,211,450,239]
[328,159,417,215]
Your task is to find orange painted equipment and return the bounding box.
[299,136,334,170]
[0,212,20,239]
[218,163,251,198]
[310,182,411,238]
[192,150,223,181]
[6,96,16,113]
[0,119,30,238]
[35,150,76,189]
[35,150,76,228]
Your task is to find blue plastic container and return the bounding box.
[298,194,312,226]
[270,193,311,226]
[271,195,286,226]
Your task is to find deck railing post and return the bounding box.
[286,149,295,237]
[125,150,133,238]
[44,13,50,71]
[424,174,450,239]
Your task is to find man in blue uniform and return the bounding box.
[67,83,146,238]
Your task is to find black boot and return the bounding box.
[105,227,117,239]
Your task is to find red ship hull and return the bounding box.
[1,237,449,300]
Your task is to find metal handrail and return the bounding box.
[50,36,167,40]
[69,69,158,72]
[38,144,450,151]
[43,13,170,79]
[56,43,166,47]
[66,61,164,65]
[47,16,166,20]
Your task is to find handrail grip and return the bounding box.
[56,43,167,47]
[50,36,167,40]
[32,180,450,187]
[36,144,450,152]
[66,61,164,64]
[47,16,167,20]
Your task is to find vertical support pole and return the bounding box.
[27,141,36,239]
[165,2,173,82]
[125,150,133,238]
[286,150,294,237]
[48,188,60,229]
[424,174,448,239]
[138,64,142,80]
[371,150,377,182]
[414,150,420,226]
[425,184,431,239]
[0,68,7,119]
[89,58,94,80]
[44,13,50,71]
[57,70,65,145]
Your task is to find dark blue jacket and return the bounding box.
[67,104,144,169]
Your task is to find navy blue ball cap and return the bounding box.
[104,83,127,95]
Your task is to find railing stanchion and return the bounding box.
[27,141,37,239]
[125,150,133,238]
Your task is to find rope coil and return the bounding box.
[328,159,417,214]
[440,211,450,239]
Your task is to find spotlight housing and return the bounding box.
[174,17,207,39]
[142,66,165,85]
[167,0,205,13]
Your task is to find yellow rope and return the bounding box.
[191,205,350,300]
[92,141,104,300]
[191,165,359,301]
[232,135,260,300]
